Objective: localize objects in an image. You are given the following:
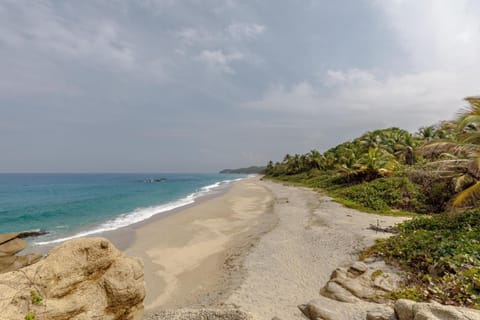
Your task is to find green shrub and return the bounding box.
[335,177,426,213]
[30,291,42,305]
[24,313,35,320]
[369,210,480,307]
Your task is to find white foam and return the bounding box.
[34,176,246,246]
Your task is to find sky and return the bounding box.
[1,0,480,173]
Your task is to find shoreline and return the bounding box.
[28,176,244,254]
[108,181,237,251]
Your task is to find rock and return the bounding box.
[394,300,415,320]
[366,307,396,320]
[320,261,401,303]
[350,261,368,274]
[146,309,252,320]
[0,232,21,245]
[1,253,43,273]
[17,230,49,239]
[0,237,145,320]
[321,281,360,303]
[0,237,27,256]
[0,232,43,273]
[373,275,397,292]
[394,299,480,320]
[298,303,337,320]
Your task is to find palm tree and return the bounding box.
[450,97,480,207]
[419,96,480,208]
[418,125,436,141]
[307,149,322,170]
[357,148,398,175]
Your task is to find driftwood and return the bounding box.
[368,224,398,234]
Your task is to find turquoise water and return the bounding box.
[0,173,246,245]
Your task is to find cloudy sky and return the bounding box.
[1,0,479,172]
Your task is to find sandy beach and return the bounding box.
[125,177,277,312]
[126,177,408,319]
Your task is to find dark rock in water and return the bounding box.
[143,178,167,183]
[17,230,49,238]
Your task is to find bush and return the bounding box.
[335,177,427,213]
[407,169,454,213]
[370,211,480,307]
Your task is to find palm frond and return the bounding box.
[454,174,475,193]
[452,181,480,207]
[467,157,480,179]
[419,141,466,158]
[423,159,470,171]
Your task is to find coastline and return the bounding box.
[28,176,243,254]
[107,180,238,252]
[23,176,410,319]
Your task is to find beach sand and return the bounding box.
[126,177,408,319]
[125,177,276,312]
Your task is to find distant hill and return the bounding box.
[219,166,266,174]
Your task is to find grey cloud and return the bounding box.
[1,0,479,172]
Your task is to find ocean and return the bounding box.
[0,173,246,246]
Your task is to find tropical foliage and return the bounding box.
[265,96,480,213]
[368,211,480,307]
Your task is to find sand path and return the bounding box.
[226,180,408,319]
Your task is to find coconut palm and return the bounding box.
[422,97,480,208]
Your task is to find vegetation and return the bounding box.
[265,97,480,213]
[368,212,480,307]
[24,313,35,320]
[30,290,43,305]
[263,96,480,307]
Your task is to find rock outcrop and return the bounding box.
[394,299,480,320]
[320,261,401,303]
[0,237,145,320]
[298,261,480,320]
[298,298,395,320]
[0,232,42,273]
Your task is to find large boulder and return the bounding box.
[394,299,480,320]
[0,237,145,320]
